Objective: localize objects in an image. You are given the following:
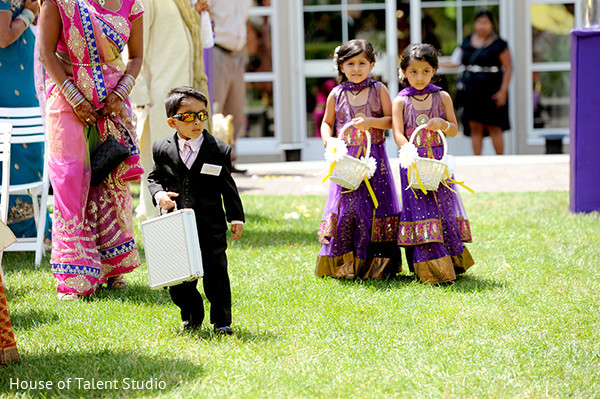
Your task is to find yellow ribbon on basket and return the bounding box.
[322,161,336,183]
[442,170,475,194]
[323,161,379,209]
[364,178,379,209]
[407,163,429,195]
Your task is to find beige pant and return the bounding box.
[211,45,247,160]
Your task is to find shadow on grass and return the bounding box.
[451,274,507,292]
[332,273,505,292]
[92,283,172,305]
[0,350,202,398]
[181,326,278,343]
[9,309,60,331]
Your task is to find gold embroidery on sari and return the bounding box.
[77,67,95,101]
[68,25,86,61]
[63,275,93,292]
[103,14,130,37]
[130,0,144,18]
[57,0,76,19]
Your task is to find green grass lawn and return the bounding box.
[1,191,599,398]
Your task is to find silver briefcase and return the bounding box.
[141,208,204,289]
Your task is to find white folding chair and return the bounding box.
[0,122,13,282]
[0,107,50,266]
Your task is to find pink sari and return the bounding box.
[38,0,144,295]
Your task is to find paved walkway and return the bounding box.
[233,154,569,195]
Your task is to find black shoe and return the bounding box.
[214,325,233,335]
[231,166,247,174]
[183,321,201,331]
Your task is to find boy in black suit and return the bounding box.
[148,87,245,335]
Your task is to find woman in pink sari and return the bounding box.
[37,0,144,299]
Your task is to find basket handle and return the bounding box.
[338,121,372,158]
[408,124,447,162]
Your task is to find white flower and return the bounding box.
[398,143,419,169]
[398,68,405,81]
[283,212,300,220]
[361,156,377,179]
[324,137,348,163]
[446,155,457,176]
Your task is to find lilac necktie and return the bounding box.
[182,141,194,169]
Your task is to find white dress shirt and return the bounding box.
[209,0,252,52]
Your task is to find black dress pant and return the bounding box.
[169,233,231,328]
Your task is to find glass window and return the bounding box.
[305,77,337,138]
[353,9,387,54]
[530,4,574,63]
[351,0,385,4]
[422,9,458,56]
[245,82,274,138]
[304,11,344,60]
[304,0,342,5]
[532,71,570,130]
[247,15,272,73]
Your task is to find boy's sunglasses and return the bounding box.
[172,110,209,122]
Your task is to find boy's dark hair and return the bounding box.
[165,86,208,118]
[334,39,376,83]
[399,43,441,87]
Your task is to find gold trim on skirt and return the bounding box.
[414,247,474,284]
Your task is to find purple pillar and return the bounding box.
[570,30,600,213]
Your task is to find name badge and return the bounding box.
[201,163,222,176]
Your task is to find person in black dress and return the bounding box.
[451,10,512,155]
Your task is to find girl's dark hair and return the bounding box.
[165,86,208,117]
[398,43,440,87]
[333,39,375,83]
[475,9,496,27]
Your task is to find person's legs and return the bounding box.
[225,51,247,162]
[200,234,232,329]
[211,48,234,118]
[211,48,245,173]
[487,125,504,155]
[169,281,205,329]
[469,121,485,156]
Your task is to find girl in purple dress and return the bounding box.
[315,39,401,279]
[392,44,474,284]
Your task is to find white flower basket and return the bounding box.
[328,122,372,191]
[406,124,448,191]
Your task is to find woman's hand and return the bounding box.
[73,100,99,126]
[102,92,124,119]
[195,0,210,13]
[23,0,40,17]
[492,88,508,107]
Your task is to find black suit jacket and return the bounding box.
[148,131,244,237]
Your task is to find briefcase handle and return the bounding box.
[157,203,178,216]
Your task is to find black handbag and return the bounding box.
[90,134,129,186]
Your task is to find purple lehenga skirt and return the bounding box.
[316,138,401,279]
[398,133,474,283]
